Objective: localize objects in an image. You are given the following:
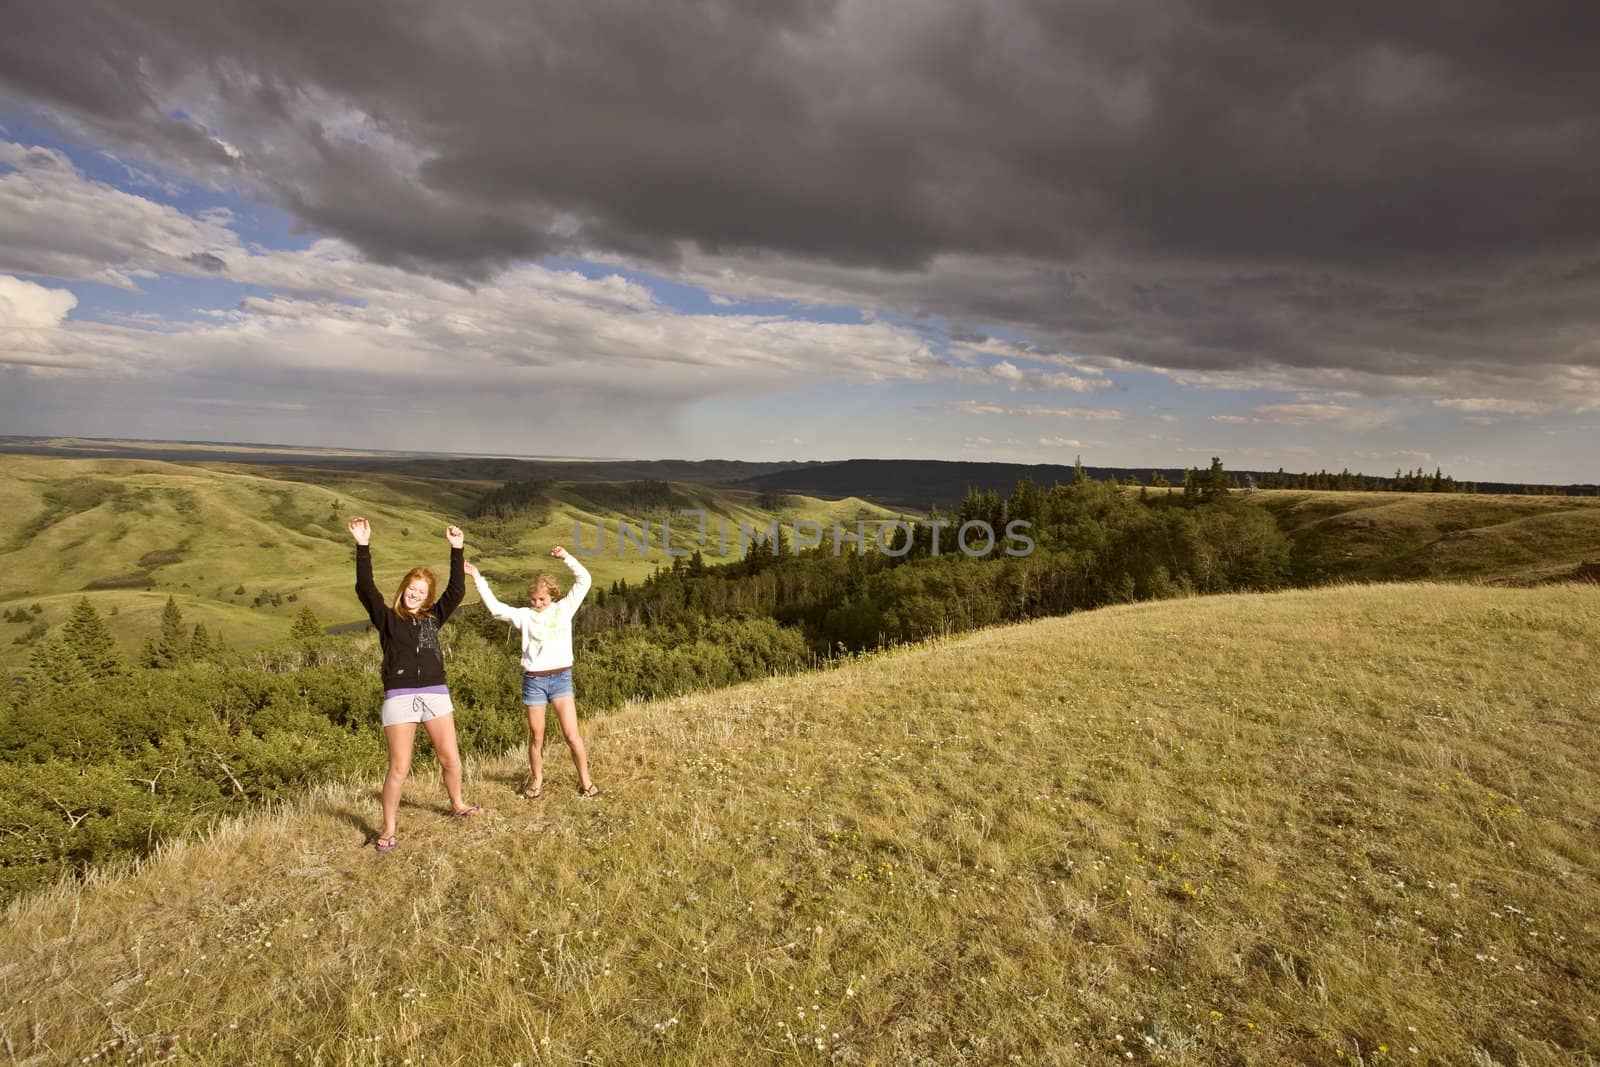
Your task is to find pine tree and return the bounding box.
[26,637,91,699]
[141,596,191,668]
[290,605,324,642]
[191,622,217,659]
[60,597,125,679]
[1201,456,1234,497]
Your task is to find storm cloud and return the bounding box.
[4,0,1600,412]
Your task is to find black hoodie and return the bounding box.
[354,544,465,692]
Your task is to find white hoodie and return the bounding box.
[473,554,592,672]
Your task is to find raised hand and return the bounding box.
[550,545,568,559]
[348,517,371,545]
[445,525,465,549]
[463,560,480,578]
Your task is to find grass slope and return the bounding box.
[0,456,892,671]
[1251,490,1600,585]
[3,583,1597,1064]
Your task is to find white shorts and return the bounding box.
[380,690,455,728]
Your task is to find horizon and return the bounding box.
[4,4,1599,483]
[4,432,1593,489]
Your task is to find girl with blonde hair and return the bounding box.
[464,546,597,797]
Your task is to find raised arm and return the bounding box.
[349,517,387,626]
[553,545,591,615]
[434,525,468,623]
[464,559,523,623]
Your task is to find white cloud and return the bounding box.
[1211,402,1394,429]
[947,400,1124,420]
[1433,397,1550,416]
[956,339,1111,393]
[0,275,77,329]
[0,142,241,289]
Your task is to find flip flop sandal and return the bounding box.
[579,783,601,798]
[450,805,485,819]
[375,833,398,852]
[520,785,542,799]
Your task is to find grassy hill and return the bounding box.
[2,582,1596,1064]
[1249,490,1600,585]
[0,455,894,671]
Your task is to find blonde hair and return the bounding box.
[392,567,438,619]
[528,572,564,600]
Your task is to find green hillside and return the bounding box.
[1250,490,1600,585]
[0,456,894,671]
[2,583,1596,1064]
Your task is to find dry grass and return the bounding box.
[3,582,1599,1064]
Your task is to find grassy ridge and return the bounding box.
[0,456,892,670]
[1252,490,1600,585]
[2,582,1596,1064]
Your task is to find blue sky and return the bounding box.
[3,2,1598,483]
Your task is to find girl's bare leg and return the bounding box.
[524,704,547,795]
[550,694,594,793]
[381,722,418,838]
[422,714,470,812]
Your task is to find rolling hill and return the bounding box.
[1251,490,1600,585]
[0,582,1595,1063]
[0,455,895,671]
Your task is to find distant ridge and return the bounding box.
[738,458,1175,509]
[741,458,1600,509]
[2,436,1592,506]
[0,435,804,486]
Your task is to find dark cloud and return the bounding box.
[4,0,1600,398]
[183,252,227,273]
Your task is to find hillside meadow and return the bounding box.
[1250,490,1600,586]
[9,449,1600,678]
[2,582,1596,1064]
[0,454,891,672]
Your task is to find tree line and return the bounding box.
[575,459,1289,650]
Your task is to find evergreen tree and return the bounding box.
[60,597,125,680]
[191,622,217,659]
[26,637,91,699]
[1008,478,1044,524]
[141,597,191,668]
[1201,456,1235,498]
[958,486,983,525]
[290,605,324,642]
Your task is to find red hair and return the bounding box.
[392,567,438,619]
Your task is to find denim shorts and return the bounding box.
[521,667,574,706]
